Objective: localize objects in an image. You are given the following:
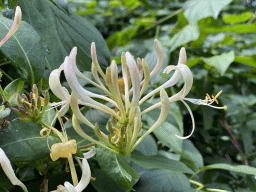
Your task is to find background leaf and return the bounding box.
[183,0,232,25]
[203,51,235,76]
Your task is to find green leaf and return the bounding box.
[234,56,256,67]
[91,169,127,192]
[122,0,141,10]
[133,166,192,192]
[197,163,256,176]
[135,133,158,156]
[131,150,195,174]
[96,146,140,190]
[0,18,45,84]
[183,0,232,25]
[180,140,204,170]
[168,25,199,53]
[4,78,25,106]
[18,0,110,71]
[0,119,60,162]
[222,11,253,25]
[203,51,235,76]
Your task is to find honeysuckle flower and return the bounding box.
[0,148,28,192]
[0,6,21,47]
[51,147,96,192]
[51,39,225,156]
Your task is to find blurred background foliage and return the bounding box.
[1,0,256,191]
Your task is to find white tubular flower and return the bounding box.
[125,52,141,120]
[49,63,71,117]
[0,6,22,47]
[50,39,226,156]
[52,147,96,192]
[0,148,28,192]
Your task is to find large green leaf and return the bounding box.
[132,165,192,192]
[18,0,110,71]
[168,24,199,53]
[0,119,60,162]
[3,78,25,106]
[96,146,140,190]
[183,0,232,25]
[0,18,45,84]
[203,51,235,76]
[131,150,195,174]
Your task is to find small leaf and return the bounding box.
[4,78,25,106]
[183,0,232,25]
[131,150,195,174]
[96,146,140,190]
[168,25,199,53]
[203,51,235,76]
[0,119,60,162]
[122,0,141,10]
[222,11,253,25]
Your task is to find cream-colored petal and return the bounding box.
[0,6,22,47]
[0,148,28,192]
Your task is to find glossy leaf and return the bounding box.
[203,51,235,76]
[96,146,140,190]
[234,56,256,67]
[18,0,110,71]
[3,78,25,106]
[0,119,60,162]
[183,0,232,25]
[131,150,195,174]
[0,18,45,84]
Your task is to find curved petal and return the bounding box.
[125,52,140,112]
[49,64,70,101]
[0,6,22,47]
[0,148,28,192]
[149,39,164,77]
[64,48,119,119]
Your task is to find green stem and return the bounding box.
[0,84,7,102]
[68,153,78,186]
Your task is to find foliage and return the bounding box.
[1,0,256,191]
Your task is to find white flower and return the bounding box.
[0,148,28,192]
[51,39,225,156]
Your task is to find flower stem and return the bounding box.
[68,153,78,186]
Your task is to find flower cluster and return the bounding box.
[50,39,226,157]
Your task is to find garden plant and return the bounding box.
[1,0,256,191]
